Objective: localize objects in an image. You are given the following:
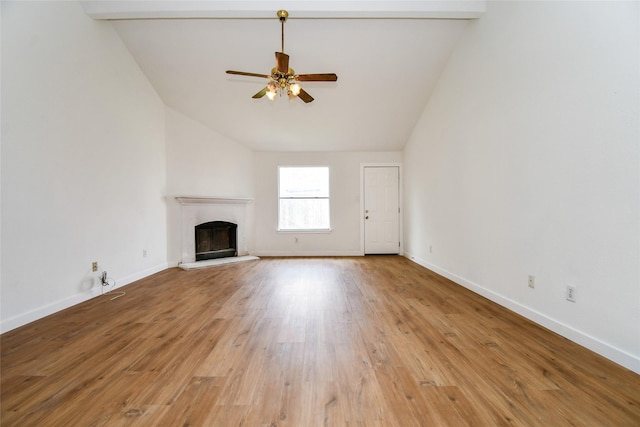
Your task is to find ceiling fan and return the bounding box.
[226,10,338,103]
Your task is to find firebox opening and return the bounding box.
[195,221,237,261]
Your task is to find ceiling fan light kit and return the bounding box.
[226,10,338,103]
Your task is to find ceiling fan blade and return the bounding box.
[297,88,314,103]
[252,87,268,99]
[296,73,338,82]
[226,70,271,79]
[275,52,289,74]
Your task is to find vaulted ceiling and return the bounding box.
[83,1,484,151]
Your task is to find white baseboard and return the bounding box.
[251,250,364,257]
[116,263,169,289]
[0,262,169,334]
[404,253,640,375]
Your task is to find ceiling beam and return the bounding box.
[81,1,485,20]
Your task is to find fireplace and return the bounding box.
[175,196,252,264]
[195,221,237,261]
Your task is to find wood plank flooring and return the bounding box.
[2,256,639,426]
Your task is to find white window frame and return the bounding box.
[278,166,331,232]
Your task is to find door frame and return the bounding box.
[360,163,403,256]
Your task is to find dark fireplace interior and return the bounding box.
[195,221,237,261]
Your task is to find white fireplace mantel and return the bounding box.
[175,196,253,205]
[174,196,253,264]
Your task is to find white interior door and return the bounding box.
[364,166,400,254]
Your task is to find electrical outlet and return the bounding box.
[92,262,98,272]
[143,249,147,258]
[528,275,535,289]
[566,285,577,302]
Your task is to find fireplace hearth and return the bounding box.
[195,221,237,261]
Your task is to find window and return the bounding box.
[278,166,330,231]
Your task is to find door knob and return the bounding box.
[365,216,369,219]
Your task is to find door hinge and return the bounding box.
[398,241,401,247]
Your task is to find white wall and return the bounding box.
[165,107,254,265]
[403,1,639,372]
[253,151,402,256]
[1,1,167,332]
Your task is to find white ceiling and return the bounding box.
[84,1,483,152]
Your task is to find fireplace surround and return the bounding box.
[175,196,252,264]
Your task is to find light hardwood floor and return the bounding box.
[2,256,639,426]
